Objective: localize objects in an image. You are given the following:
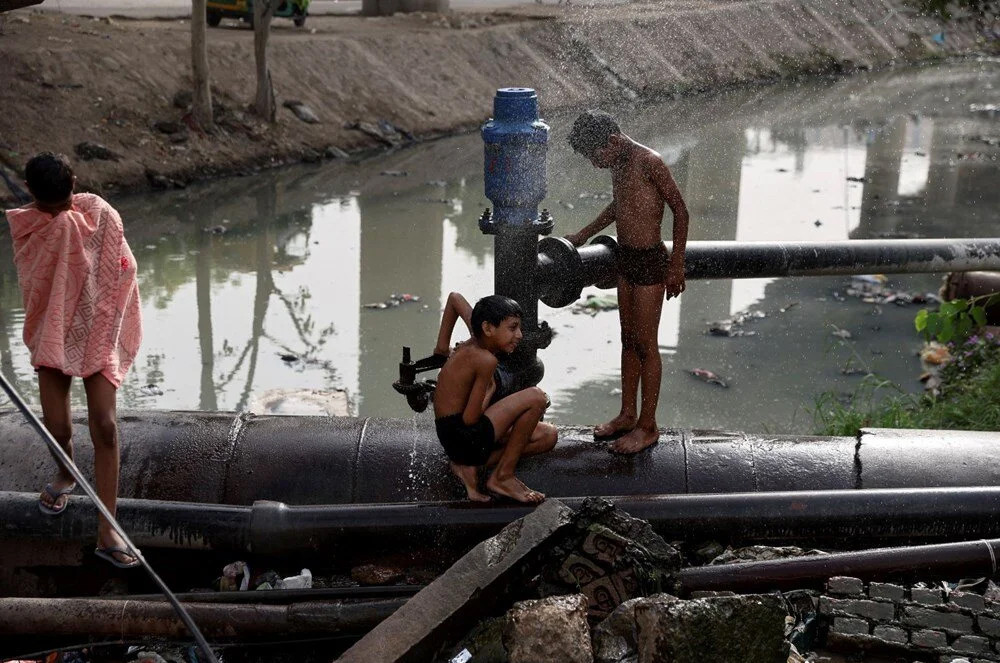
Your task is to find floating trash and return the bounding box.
[572,294,618,316]
[363,293,422,310]
[831,327,853,340]
[139,383,163,397]
[689,368,728,388]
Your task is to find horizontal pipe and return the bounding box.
[8,487,1000,554]
[676,538,1000,594]
[0,596,404,641]
[537,237,1000,304]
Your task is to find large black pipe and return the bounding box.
[3,412,1000,506]
[7,487,1000,553]
[676,538,1000,594]
[537,237,1000,306]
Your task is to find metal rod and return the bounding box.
[675,537,1000,594]
[0,373,220,663]
[8,488,1000,553]
[537,237,1000,305]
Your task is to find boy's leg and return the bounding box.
[83,373,136,565]
[448,462,490,502]
[487,421,558,465]
[37,368,75,512]
[611,283,665,454]
[483,387,549,503]
[595,278,639,438]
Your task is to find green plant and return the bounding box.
[913,293,999,344]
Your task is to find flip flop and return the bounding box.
[38,482,76,516]
[94,545,141,569]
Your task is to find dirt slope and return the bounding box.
[0,0,987,201]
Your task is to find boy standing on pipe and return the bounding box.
[5,153,143,567]
[565,111,690,454]
[432,293,557,503]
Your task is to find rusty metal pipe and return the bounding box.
[675,538,1000,594]
[7,487,1000,553]
[537,237,1000,306]
[0,596,404,641]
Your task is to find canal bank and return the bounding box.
[0,0,992,202]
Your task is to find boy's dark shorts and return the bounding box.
[435,413,498,466]
[617,243,670,286]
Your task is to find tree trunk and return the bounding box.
[253,0,276,122]
[191,0,214,129]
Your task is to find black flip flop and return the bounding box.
[94,545,141,569]
[38,482,76,516]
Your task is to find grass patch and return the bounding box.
[814,332,1000,436]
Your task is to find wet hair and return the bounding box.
[24,152,74,204]
[471,295,523,338]
[567,110,621,157]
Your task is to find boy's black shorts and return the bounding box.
[435,413,497,466]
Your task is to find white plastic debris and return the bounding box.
[277,568,313,590]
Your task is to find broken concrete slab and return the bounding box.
[336,499,575,663]
[503,594,593,663]
[542,498,681,623]
[592,596,658,663]
[634,594,789,663]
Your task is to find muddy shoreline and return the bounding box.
[0,0,991,203]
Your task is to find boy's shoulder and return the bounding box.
[448,343,497,370]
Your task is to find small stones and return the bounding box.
[503,594,593,663]
[283,99,320,124]
[827,576,864,596]
[74,141,119,161]
[351,563,404,586]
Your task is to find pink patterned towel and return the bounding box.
[6,193,142,387]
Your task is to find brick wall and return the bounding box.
[820,576,1000,662]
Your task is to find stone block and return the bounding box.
[820,596,895,621]
[504,594,594,663]
[872,625,908,643]
[911,629,948,648]
[953,635,990,654]
[832,617,870,635]
[951,592,987,613]
[635,594,788,663]
[913,588,946,605]
[337,500,576,663]
[592,597,649,663]
[903,606,974,634]
[978,615,1000,637]
[827,576,864,596]
[869,582,905,602]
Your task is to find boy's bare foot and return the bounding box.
[450,462,491,502]
[594,413,637,440]
[486,474,545,504]
[610,426,660,454]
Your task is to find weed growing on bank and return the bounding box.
[814,330,1000,436]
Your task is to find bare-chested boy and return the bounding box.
[565,110,690,455]
[433,293,557,503]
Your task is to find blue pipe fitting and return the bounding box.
[481,88,550,233]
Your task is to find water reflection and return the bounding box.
[0,61,996,432]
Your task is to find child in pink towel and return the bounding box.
[5,153,143,569]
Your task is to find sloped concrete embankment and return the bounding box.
[0,0,981,199]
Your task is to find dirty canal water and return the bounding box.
[1,61,997,433]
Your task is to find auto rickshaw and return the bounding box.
[206,0,310,28]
